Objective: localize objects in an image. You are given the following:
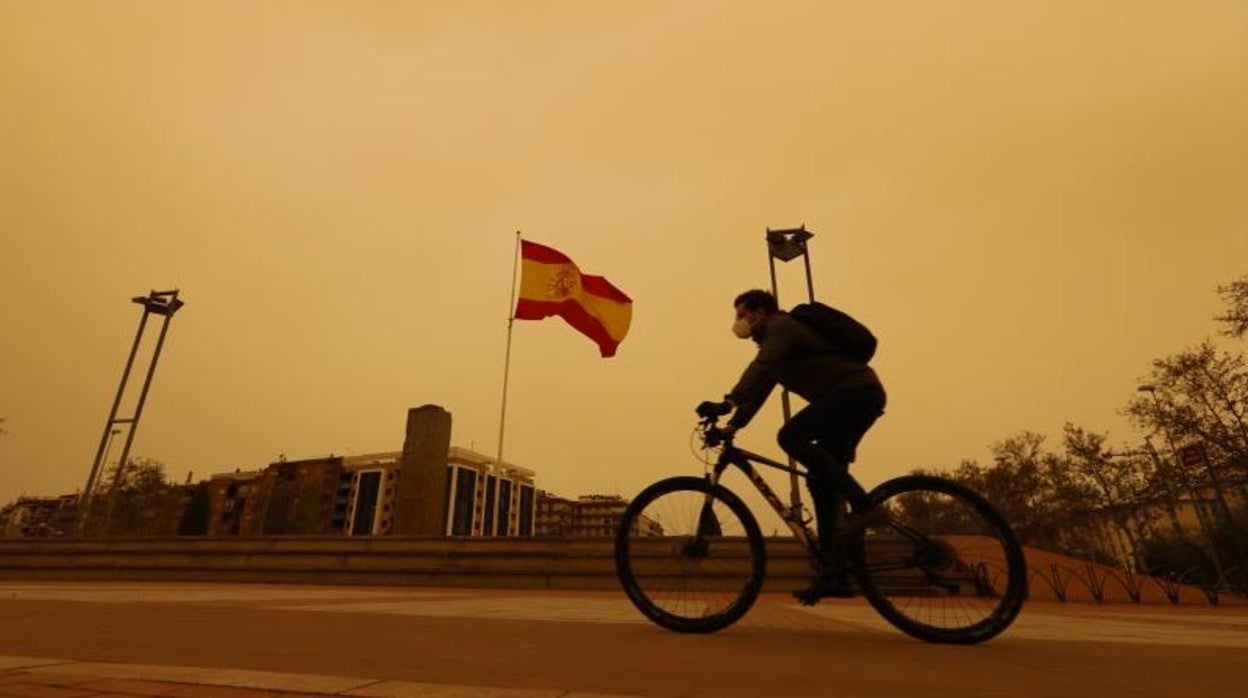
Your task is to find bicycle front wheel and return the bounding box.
[852,475,1027,644]
[614,476,765,633]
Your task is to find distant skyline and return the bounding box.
[2,2,1246,529]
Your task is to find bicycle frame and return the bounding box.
[705,441,820,558]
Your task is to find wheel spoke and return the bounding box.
[854,475,1026,644]
[615,477,764,633]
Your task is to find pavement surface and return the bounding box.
[0,582,1245,697]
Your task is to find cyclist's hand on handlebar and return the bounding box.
[696,400,733,418]
[703,423,735,448]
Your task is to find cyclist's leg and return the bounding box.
[778,383,885,517]
[780,394,871,599]
[830,383,886,497]
[778,386,882,584]
[804,468,844,569]
[822,386,887,514]
[778,404,839,584]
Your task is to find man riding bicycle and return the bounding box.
[698,289,886,599]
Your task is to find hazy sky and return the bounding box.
[2,1,1246,525]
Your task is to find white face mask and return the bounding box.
[732,316,753,339]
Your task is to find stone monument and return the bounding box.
[394,404,452,536]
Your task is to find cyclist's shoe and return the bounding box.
[791,576,855,605]
[832,505,889,542]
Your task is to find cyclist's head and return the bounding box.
[732,289,777,338]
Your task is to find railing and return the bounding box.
[970,558,1246,606]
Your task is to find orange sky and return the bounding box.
[1,2,1246,527]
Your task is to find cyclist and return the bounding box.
[698,289,886,599]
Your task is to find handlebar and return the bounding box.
[697,415,733,449]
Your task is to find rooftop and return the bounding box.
[208,446,535,480]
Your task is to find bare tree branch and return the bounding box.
[1216,276,1248,339]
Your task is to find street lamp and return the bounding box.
[79,427,121,534]
[766,226,817,518]
[132,293,184,316]
[101,428,128,535]
[78,289,184,536]
[101,428,121,494]
[765,227,814,263]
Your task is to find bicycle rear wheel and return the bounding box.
[852,475,1027,644]
[614,476,765,633]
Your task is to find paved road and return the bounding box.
[0,582,1245,697]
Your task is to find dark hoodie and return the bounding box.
[726,311,880,429]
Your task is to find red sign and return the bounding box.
[1177,444,1207,468]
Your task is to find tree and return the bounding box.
[1125,341,1248,580]
[923,429,1163,562]
[1061,424,1160,565]
[97,457,169,495]
[983,431,1084,552]
[86,457,175,536]
[1216,276,1248,339]
[1125,342,1248,488]
[919,432,1097,556]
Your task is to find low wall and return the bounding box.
[0,536,816,590]
[2,536,1236,605]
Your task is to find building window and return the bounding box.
[483,474,497,535]
[450,467,477,537]
[351,471,383,536]
[497,479,513,537]
[519,485,535,537]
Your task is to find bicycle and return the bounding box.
[613,412,1028,644]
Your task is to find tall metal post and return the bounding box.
[492,232,522,537]
[765,226,817,520]
[96,428,121,495]
[78,312,149,534]
[78,290,185,536]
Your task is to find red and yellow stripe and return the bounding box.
[514,241,632,358]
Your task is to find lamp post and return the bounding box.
[83,427,121,533]
[765,226,816,520]
[78,290,184,536]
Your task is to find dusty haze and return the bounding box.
[1,2,1246,528]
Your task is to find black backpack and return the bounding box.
[789,302,877,364]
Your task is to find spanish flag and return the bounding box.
[514,240,632,357]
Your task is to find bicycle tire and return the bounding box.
[851,474,1027,644]
[614,476,766,633]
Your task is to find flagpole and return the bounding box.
[492,230,522,536]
